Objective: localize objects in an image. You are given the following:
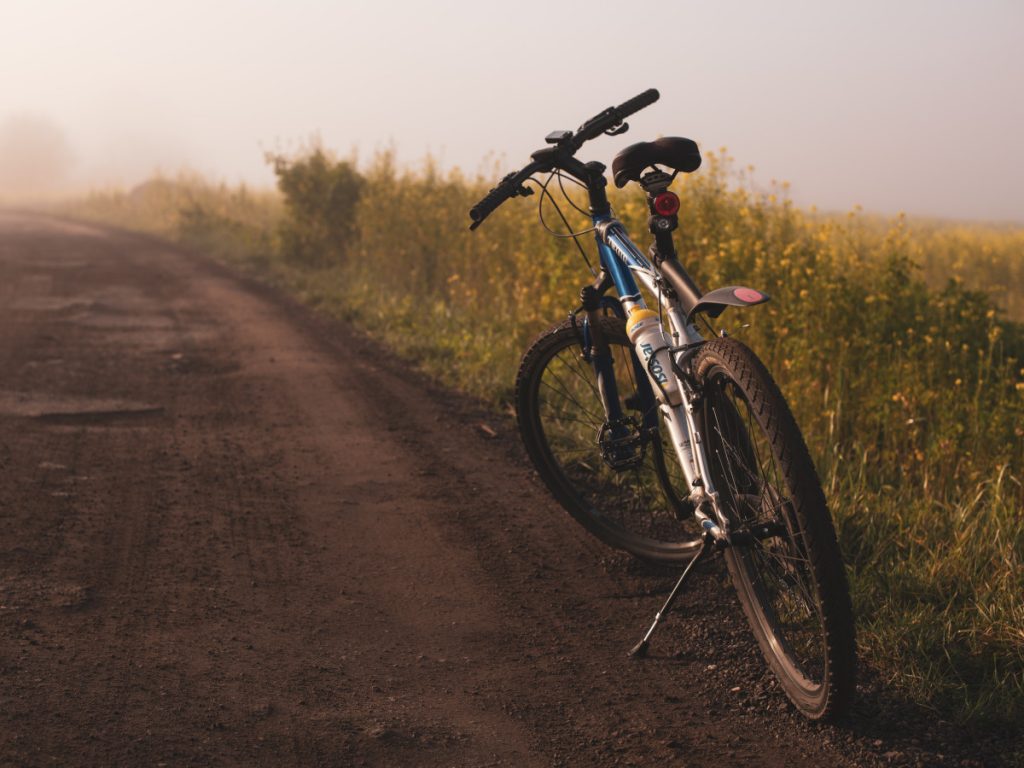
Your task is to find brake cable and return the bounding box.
[526,172,598,277]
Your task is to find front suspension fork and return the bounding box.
[576,271,625,424]
[576,272,661,432]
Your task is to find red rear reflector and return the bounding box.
[653,191,680,216]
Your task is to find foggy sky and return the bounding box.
[2,0,1022,221]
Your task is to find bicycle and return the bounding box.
[468,89,856,721]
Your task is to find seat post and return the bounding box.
[640,170,679,260]
[639,170,705,313]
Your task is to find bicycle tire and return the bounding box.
[516,315,702,564]
[694,338,856,720]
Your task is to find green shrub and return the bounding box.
[267,145,364,267]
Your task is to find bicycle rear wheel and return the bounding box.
[694,338,855,720]
[516,315,702,564]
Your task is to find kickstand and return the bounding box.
[629,533,714,658]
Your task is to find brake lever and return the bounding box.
[499,171,536,198]
[604,122,629,137]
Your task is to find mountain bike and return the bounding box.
[468,89,855,720]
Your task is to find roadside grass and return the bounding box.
[57,150,1024,727]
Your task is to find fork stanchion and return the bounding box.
[629,532,714,658]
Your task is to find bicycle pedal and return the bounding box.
[598,417,646,470]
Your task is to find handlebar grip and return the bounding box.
[615,88,660,120]
[468,182,513,229]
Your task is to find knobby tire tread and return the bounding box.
[695,338,856,720]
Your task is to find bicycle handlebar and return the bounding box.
[467,186,510,228]
[616,88,660,119]
[570,88,660,150]
[468,88,660,230]
[468,165,541,229]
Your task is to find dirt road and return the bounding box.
[0,213,993,766]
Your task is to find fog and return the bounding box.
[1,0,1022,220]
[0,115,74,197]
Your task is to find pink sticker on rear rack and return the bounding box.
[734,287,763,303]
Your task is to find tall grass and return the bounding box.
[59,150,1024,725]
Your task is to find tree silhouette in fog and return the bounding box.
[0,114,74,199]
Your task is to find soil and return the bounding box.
[0,211,1018,767]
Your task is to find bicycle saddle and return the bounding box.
[611,137,701,188]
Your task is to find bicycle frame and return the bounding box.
[470,95,855,715]
[585,213,732,539]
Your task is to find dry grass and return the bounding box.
[58,150,1024,724]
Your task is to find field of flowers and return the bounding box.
[61,148,1024,724]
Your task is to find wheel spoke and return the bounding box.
[540,369,603,424]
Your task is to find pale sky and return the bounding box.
[1,0,1022,221]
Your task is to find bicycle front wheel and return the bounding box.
[694,338,856,720]
[516,315,702,564]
